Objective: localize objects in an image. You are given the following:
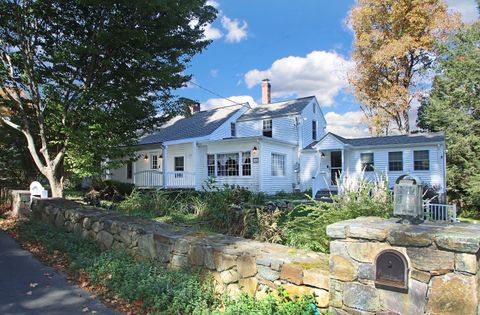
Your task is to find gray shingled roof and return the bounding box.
[237,96,315,121]
[138,105,243,145]
[304,132,445,149]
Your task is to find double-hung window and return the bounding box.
[242,151,251,176]
[174,156,184,171]
[150,154,158,169]
[360,153,374,172]
[263,119,272,138]
[207,154,215,176]
[388,152,403,171]
[271,153,285,176]
[414,150,429,170]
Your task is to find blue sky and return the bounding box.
[179,0,478,137]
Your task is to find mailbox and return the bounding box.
[393,174,423,218]
[375,249,409,292]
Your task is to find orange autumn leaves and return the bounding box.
[349,0,461,135]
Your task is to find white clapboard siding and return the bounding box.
[315,134,345,151]
[300,101,327,149]
[237,116,298,144]
[299,151,318,190]
[259,141,296,194]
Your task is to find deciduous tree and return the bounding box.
[0,0,216,196]
[349,0,460,135]
[418,12,480,213]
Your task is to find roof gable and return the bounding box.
[138,105,244,145]
[237,96,315,121]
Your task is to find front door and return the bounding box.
[330,151,342,186]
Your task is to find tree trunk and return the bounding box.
[46,172,64,198]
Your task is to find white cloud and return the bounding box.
[221,16,248,43]
[445,0,479,23]
[201,95,257,110]
[203,23,223,41]
[324,111,370,138]
[244,51,353,106]
[206,0,220,8]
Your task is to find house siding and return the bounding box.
[300,101,327,149]
[345,144,445,190]
[109,146,163,184]
[259,141,297,194]
[299,151,318,191]
[198,140,261,192]
[237,116,298,144]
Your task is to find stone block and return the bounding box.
[330,288,343,308]
[54,213,64,227]
[114,228,132,245]
[239,277,258,296]
[73,223,84,235]
[257,265,280,281]
[155,242,172,263]
[170,254,188,268]
[96,230,114,250]
[220,269,240,284]
[314,289,329,308]
[91,221,103,233]
[347,242,390,263]
[226,283,241,298]
[280,263,303,285]
[138,234,156,258]
[214,252,236,271]
[282,284,315,298]
[426,273,478,315]
[237,255,257,278]
[303,268,329,289]
[83,217,92,229]
[173,238,190,254]
[343,282,379,312]
[330,255,358,281]
[386,227,433,247]
[406,247,454,272]
[347,224,388,241]
[379,279,428,315]
[358,263,374,280]
[455,253,477,274]
[435,230,480,254]
[410,269,430,283]
[204,246,216,270]
[187,245,205,267]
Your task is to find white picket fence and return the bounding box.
[424,202,457,223]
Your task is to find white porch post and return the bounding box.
[192,141,197,189]
[340,149,345,194]
[162,145,168,189]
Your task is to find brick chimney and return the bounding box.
[261,79,271,104]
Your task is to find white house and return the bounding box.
[109,80,446,198]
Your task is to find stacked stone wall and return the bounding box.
[327,217,480,315]
[31,198,330,308]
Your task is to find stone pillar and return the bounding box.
[11,190,31,218]
[327,217,480,315]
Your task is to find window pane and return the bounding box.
[242,151,251,176]
[151,154,158,169]
[174,156,184,171]
[263,119,272,138]
[388,152,403,171]
[207,154,215,176]
[312,120,317,140]
[414,150,429,170]
[127,161,133,179]
[217,153,239,176]
[360,153,374,172]
[231,123,236,137]
[271,153,285,176]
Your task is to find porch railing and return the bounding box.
[424,202,457,223]
[165,172,195,188]
[134,170,163,188]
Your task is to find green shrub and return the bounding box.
[284,176,393,253]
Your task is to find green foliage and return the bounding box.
[0,0,217,195]
[284,178,393,253]
[217,288,317,315]
[15,220,325,314]
[417,19,480,214]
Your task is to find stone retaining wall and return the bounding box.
[327,217,480,315]
[31,198,330,308]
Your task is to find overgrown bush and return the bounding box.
[284,175,393,253]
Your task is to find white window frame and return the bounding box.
[150,154,158,169]
[174,156,185,172]
[271,153,286,177]
[413,150,430,171]
[207,151,252,177]
[263,119,272,137]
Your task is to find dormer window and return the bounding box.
[231,122,236,137]
[263,119,272,138]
